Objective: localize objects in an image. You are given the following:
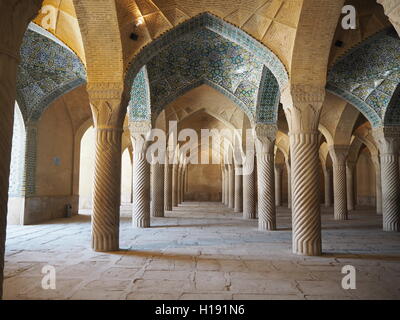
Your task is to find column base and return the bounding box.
[133,218,150,228]
[334,213,348,221]
[92,236,119,252]
[383,222,400,232]
[259,220,276,231]
[151,210,164,218]
[293,242,322,256]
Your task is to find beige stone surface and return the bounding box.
[3,202,400,300]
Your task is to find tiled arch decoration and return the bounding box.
[129,66,151,121]
[126,12,288,124]
[157,78,253,121]
[327,28,400,128]
[256,67,280,124]
[384,83,400,126]
[16,23,87,123]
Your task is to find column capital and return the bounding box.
[372,126,400,154]
[282,85,325,133]
[346,161,356,171]
[129,120,152,154]
[254,124,277,154]
[329,145,349,165]
[87,82,128,129]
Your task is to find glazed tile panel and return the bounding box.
[16,28,86,122]
[126,12,287,124]
[327,28,400,127]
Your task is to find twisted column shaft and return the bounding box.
[234,166,243,213]
[257,152,276,230]
[380,154,400,231]
[164,162,172,211]
[371,156,382,215]
[221,166,225,203]
[290,132,321,256]
[373,128,400,231]
[92,129,122,251]
[228,165,235,208]
[132,149,150,228]
[243,156,256,219]
[180,165,185,203]
[275,165,282,207]
[323,168,333,207]
[224,165,229,206]
[346,163,355,211]
[151,162,164,217]
[330,146,349,220]
[172,164,179,207]
[286,160,292,209]
[177,165,182,204]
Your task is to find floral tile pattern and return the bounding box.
[129,66,151,121]
[327,28,400,127]
[127,12,287,124]
[16,26,86,122]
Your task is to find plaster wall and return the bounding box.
[25,98,77,224]
[186,164,222,202]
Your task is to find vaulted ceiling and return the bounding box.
[327,28,400,127]
[17,23,86,122]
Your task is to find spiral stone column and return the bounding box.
[151,162,164,217]
[183,165,187,201]
[323,167,333,207]
[224,165,229,206]
[283,85,325,256]
[373,127,400,231]
[228,164,235,208]
[130,121,151,228]
[285,159,292,209]
[91,127,124,250]
[243,153,256,219]
[371,155,382,215]
[346,161,356,211]
[329,146,349,220]
[254,124,276,230]
[0,0,43,299]
[172,163,179,207]
[221,164,225,203]
[177,164,182,204]
[164,155,172,211]
[87,82,132,252]
[234,165,243,213]
[179,164,185,203]
[275,164,283,207]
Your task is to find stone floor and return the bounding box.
[3,202,400,300]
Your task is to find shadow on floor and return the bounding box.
[322,252,400,261]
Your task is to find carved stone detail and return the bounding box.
[91,128,122,251]
[228,164,235,208]
[254,124,277,230]
[290,132,322,256]
[243,154,256,219]
[234,166,243,213]
[151,162,164,217]
[164,155,172,211]
[329,146,349,220]
[373,127,400,231]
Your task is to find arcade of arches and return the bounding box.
[0,0,399,300]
